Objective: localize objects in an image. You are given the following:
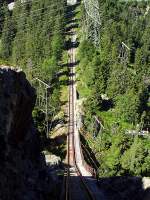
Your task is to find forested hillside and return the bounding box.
[0,0,68,138]
[0,0,65,72]
[0,1,69,199]
[0,0,5,33]
[77,1,150,177]
[0,0,150,183]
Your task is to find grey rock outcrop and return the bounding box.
[0,67,52,200]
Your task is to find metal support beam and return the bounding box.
[32,77,50,138]
[119,42,130,65]
[83,0,101,46]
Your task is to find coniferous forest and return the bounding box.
[0,0,150,181]
[0,0,66,84]
[77,1,150,177]
[0,0,68,135]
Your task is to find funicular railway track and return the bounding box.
[62,37,96,200]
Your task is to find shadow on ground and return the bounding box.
[60,167,150,200]
[98,176,150,200]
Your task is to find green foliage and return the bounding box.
[92,132,150,177]
[115,89,140,123]
[78,40,95,61]
[0,0,67,139]
[51,32,64,61]
[32,108,46,136]
[78,0,150,178]
[41,56,58,81]
[0,1,6,35]
[0,0,65,66]
[49,88,61,114]
[106,65,134,98]
[1,7,15,59]
[121,136,145,175]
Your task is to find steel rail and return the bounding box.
[64,44,95,200]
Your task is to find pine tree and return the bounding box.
[0,0,6,34]
[121,136,145,175]
[1,6,15,59]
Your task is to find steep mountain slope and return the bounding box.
[77,0,150,178]
[0,67,58,200]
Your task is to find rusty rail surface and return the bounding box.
[62,44,96,200]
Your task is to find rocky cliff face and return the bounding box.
[0,67,52,200]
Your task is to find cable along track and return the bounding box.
[63,42,96,200]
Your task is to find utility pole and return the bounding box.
[119,42,130,65]
[32,78,50,138]
[27,58,33,81]
[83,0,101,46]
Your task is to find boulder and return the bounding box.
[142,177,150,190]
[0,67,53,200]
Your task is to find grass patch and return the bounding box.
[60,85,68,103]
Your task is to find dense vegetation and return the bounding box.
[77,0,150,177]
[0,0,65,74]
[0,0,67,137]
[1,0,150,178]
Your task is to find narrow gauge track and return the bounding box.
[63,40,96,200]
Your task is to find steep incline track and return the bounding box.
[65,35,95,200]
[62,2,106,200]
